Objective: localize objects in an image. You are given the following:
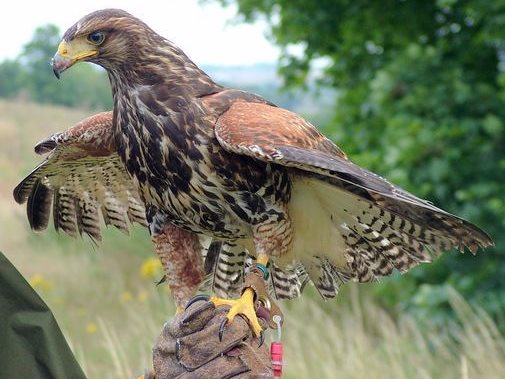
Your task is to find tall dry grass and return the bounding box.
[1,99,504,378]
[281,287,505,379]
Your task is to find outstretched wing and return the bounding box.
[214,100,493,261]
[13,112,147,241]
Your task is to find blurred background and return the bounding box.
[1,0,504,378]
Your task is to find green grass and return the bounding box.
[1,99,504,378]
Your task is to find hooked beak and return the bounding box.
[51,54,71,79]
[51,40,98,79]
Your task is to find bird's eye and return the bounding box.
[88,31,105,45]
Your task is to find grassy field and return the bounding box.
[1,99,504,378]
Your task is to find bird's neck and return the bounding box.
[107,39,223,146]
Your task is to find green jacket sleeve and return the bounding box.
[0,251,87,379]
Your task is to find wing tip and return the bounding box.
[457,218,494,254]
[13,176,34,204]
[13,183,25,204]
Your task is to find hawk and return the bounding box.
[21,8,492,336]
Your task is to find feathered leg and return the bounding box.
[152,223,205,309]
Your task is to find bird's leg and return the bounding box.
[152,223,205,311]
[212,216,290,338]
[211,253,274,338]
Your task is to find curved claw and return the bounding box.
[184,294,210,311]
[211,288,263,338]
[219,318,227,342]
[258,330,265,348]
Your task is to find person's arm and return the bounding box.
[0,252,87,379]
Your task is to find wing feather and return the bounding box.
[26,178,53,231]
[215,101,493,255]
[13,112,147,240]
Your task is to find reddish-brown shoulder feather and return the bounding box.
[34,111,116,157]
[214,100,444,208]
[215,101,347,161]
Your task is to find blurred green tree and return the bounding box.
[212,0,505,322]
[0,59,24,98]
[19,24,62,103]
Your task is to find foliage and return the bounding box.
[0,24,111,109]
[212,0,505,323]
[0,59,24,98]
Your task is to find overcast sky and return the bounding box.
[0,0,280,66]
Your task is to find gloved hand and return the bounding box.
[150,297,273,379]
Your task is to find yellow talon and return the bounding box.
[211,287,263,337]
[211,253,270,338]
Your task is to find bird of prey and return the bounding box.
[27,8,491,336]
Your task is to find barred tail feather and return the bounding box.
[269,262,310,300]
[201,241,247,298]
[200,239,311,300]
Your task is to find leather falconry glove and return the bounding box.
[147,298,273,379]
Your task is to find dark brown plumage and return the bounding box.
[26,8,492,309]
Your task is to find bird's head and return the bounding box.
[52,8,156,78]
[53,8,219,95]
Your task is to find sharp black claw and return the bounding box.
[184,294,210,311]
[219,318,227,342]
[155,275,166,286]
[258,330,265,348]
